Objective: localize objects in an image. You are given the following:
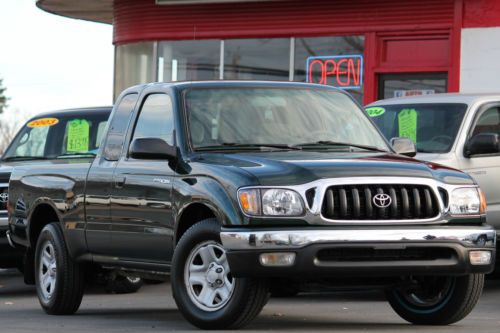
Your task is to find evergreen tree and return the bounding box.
[0,78,8,114]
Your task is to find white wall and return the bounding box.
[460,27,500,93]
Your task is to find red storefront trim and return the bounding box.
[113,0,463,104]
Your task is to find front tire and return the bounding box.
[171,219,269,329]
[386,274,484,325]
[34,223,85,315]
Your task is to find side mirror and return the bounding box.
[129,137,177,160]
[464,133,500,157]
[390,137,417,157]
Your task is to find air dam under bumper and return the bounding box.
[220,226,496,278]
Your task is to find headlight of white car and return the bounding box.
[449,187,484,215]
[238,188,304,216]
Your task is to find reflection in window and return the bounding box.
[158,40,220,82]
[14,126,49,157]
[224,39,290,81]
[133,94,174,145]
[187,88,387,149]
[294,36,365,104]
[473,107,500,137]
[115,43,155,98]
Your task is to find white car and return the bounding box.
[367,93,500,244]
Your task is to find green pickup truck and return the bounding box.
[7,82,496,329]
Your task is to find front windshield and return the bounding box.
[186,88,389,151]
[2,112,109,160]
[366,103,468,154]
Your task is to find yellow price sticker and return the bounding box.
[27,118,59,128]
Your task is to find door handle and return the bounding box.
[114,176,126,188]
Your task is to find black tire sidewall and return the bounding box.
[171,219,257,328]
[386,274,483,324]
[34,223,66,310]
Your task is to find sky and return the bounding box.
[0,0,114,125]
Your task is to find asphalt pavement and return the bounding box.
[0,268,499,332]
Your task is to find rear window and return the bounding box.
[2,111,110,160]
[365,103,468,153]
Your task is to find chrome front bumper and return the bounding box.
[221,226,496,278]
[221,226,496,250]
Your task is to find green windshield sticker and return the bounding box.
[365,107,386,117]
[398,109,418,143]
[67,119,90,152]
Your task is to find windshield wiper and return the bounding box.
[57,152,96,158]
[196,143,302,151]
[293,141,389,153]
[2,156,49,161]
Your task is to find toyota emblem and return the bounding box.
[373,193,392,208]
[0,192,8,204]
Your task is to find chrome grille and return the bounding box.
[321,184,439,220]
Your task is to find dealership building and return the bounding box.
[37,0,500,105]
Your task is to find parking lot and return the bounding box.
[0,269,498,333]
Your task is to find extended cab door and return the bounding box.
[109,93,176,263]
[457,104,500,230]
[85,93,138,256]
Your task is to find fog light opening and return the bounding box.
[259,252,296,267]
[469,250,492,265]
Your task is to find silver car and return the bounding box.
[367,93,500,241]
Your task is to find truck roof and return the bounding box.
[124,80,345,93]
[367,93,500,106]
[28,106,112,121]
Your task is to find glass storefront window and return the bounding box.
[224,38,290,81]
[378,73,447,100]
[294,36,365,103]
[158,40,220,82]
[115,42,155,98]
[114,37,366,103]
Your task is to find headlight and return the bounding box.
[449,187,482,215]
[238,188,304,216]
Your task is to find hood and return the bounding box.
[194,150,474,186]
[415,152,460,171]
[0,158,93,178]
[0,162,14,177]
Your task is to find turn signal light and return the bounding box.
[469,251,491,265]
[479,189,487,214]
[259,252,296,267]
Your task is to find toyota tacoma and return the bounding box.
[8,81,496,329]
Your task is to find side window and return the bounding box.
[132,94,174,145]
[472,107,500,137]
[14,126,50,157]
[103,93,138,161]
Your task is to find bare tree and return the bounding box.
[0,120,18,155]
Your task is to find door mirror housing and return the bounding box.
[390,137,417,157]
[129,137,177,160]
[464,133,500,157]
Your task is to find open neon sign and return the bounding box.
[306,55,363,90]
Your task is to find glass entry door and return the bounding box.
[378,73,447,100]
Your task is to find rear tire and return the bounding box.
[386,274,484,325]
[171,219,269,329]
[35,223,85,315]
[106,276,143,294]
